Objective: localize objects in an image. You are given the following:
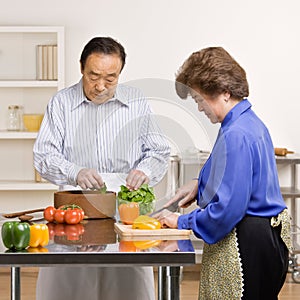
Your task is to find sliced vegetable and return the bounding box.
[132,215,161,230]
[117,184,155,215]
[1,221,30,250]
[29,224,49,247]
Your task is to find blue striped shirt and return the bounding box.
[33,79,170,188]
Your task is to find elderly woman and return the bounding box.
[161,47,292,299]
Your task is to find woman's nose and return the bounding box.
[198,103,204,112]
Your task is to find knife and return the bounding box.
[149,198,181,217]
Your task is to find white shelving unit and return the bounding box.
[0,26,64,211]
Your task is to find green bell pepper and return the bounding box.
[1,221,30,250]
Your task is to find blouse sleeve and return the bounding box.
[178,130,253,244]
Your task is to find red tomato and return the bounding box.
[43,206,56,222]
[64,209,82,224]
[54,209,66,223]
[75,208,85,221]
[46,222,56,239]
[53,223,66,236]
[64,224,84,241]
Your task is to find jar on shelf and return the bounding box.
[6,105,22,131]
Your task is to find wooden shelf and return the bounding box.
[280,187,300,198]
[0,80,58,88]
[0,26,64,203]
[276,154,300,164]
[0,131,37,139]
[0,180,58,191]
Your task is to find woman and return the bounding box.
[160,47,292,299]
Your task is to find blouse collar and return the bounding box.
[221,99,252,129]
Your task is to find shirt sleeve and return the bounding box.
[178,130,253,244]
[33,96,83,186]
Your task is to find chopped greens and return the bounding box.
[98,183,107,194]
[117,184,155,215]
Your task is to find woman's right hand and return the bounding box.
[165,179,198,208]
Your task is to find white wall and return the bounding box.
[1,0,299,149]
[1,0,300,218]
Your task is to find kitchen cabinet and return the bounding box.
[0,26,65,212]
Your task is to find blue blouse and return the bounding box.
[178,99,286,244]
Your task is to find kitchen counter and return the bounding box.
[0,217,200,300]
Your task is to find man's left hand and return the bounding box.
[126,170,149,190]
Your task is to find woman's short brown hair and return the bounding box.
[175,47,249,100]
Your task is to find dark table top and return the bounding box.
[0,218,196,267]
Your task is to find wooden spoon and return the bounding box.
[2,208,44,218]
[18,214,34,221]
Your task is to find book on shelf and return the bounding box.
[36,44,58,81]
[36,45,43,80]
[53,45,58,80]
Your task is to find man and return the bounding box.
[34,37,170,300]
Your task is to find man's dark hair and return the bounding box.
[80,37,126,71]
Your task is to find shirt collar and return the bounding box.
[221,99,252,128]
[71,79,129,111]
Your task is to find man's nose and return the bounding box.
[95,80,105,92]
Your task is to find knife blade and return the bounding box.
[149,198,181,217]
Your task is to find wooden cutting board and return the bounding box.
[114,223,192,240]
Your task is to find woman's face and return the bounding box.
[190,88,230,123]
[81,53,122,104]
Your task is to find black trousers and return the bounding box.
[236,216,289,300]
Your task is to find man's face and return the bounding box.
[81,53,123,104]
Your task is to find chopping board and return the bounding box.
[114,223,192,241]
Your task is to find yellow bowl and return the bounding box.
[23,114,44,132]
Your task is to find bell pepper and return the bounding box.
[27,246,49,253]
[1,221,30,250]
[132,215,161,230]
[29,224,49,247]
[133,240,161,250]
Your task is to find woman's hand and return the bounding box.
[158,212,179,229]
[76,168,104,190]
[165,179,198,209]
[126,170,149,190]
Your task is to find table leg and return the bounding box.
[168,266,181,300]
[11,267,21,300]
[157,266,167,300]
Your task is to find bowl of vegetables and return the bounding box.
[117,184,156,224]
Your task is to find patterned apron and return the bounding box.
[198,209,292,300]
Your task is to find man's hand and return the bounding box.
[77,168,104,190]
[126,170,149,190]
[164,179,198,209]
